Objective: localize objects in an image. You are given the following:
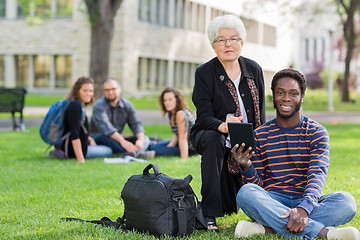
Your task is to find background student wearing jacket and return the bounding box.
[59,77,113,163]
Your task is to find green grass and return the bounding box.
[24,89,360,112]
[0,123,359,239]
[25,94,64,106]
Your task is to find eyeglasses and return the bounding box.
[213,36,242,46]
[104,88,117,92]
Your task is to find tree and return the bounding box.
[17,0,124,98]
[291,0,360,102]
[83,0,123,98]
[335,0,360,102]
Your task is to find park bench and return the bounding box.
[0,87,27,131]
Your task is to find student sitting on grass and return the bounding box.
[90,78,155,159]
[56,77,113,163]
[148,87,196,160]
[232,69,359,239]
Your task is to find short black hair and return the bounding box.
[271,69,306,96]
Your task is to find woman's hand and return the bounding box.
[218,116,243,133]
[231,143,254,171]
[88,136,96,146]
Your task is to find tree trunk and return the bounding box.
[90,19,113,99]
[338,0,359,102]
[84,0,123,99]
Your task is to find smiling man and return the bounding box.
[231,69,359,239]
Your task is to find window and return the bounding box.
[138,57,198,90]
[138,0,151,22]
[34,55,51,87]
[263,24,276,47]
[17,0,72,19]
[55,55,72,88]
[0,0,5,18]
[305,38,309,61]
[0,55,4,86]
[243,18,258,44]
[56,0,72,18]
[15,55,29,87]
[36,0,52,18]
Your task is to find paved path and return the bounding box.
[1,106,360,131]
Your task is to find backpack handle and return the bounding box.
[143,164,162,177]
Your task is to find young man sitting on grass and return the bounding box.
[231,69,359,239]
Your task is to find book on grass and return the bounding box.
[227,122,256,152]
[104,155,147,164]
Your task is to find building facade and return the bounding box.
[0,0,297,96]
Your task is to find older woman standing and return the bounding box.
[191,14,266,231]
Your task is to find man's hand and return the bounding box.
[135,139,144,151]
[120,139,138,153]
[280,207,308,234]
[231,143,254,171]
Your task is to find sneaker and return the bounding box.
[327,226,360,240]
[234,220,265,238]
[137,150,156,159]
[48,149,66,159]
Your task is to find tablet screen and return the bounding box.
[228,122,256,152]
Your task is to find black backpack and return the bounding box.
[63,164,206,237]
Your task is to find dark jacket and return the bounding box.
[61,100,88,158]
[192,56,266,133]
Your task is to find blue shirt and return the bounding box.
[90,96,145,136]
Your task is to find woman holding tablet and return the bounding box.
[190,14,266,231]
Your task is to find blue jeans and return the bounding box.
[148,140,180,156]
[93,134,150,153]
[236,183,357,239]
[86,145,113,158]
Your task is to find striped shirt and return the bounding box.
[241,115,330,214]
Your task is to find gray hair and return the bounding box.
[207,14,247,44]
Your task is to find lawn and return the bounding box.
[0,123,359,239]
[24,89,360,111]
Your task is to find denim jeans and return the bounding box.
[93,134,150,154]
[148,140,180,156]
[86,145,113,158]
[236,183,357,239]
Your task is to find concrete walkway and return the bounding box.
[1,106,360,131]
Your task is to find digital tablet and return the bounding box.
[228,122,256,152]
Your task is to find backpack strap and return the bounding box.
[62,215,128,231]
[173,194,188,236]
[175,207,187,235]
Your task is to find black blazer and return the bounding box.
[192,56,266,132]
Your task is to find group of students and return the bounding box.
[56,78,195,163]
[53,14,359,239]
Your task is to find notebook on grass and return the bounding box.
[228,122,256,152]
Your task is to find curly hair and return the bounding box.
[271,69,306,96]
[65,76,94,106]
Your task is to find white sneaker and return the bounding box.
[327,226,360,240]
[234,220,265,238]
